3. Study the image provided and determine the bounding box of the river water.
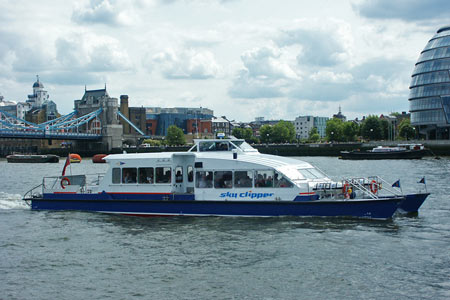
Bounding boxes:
[1,157,449,300]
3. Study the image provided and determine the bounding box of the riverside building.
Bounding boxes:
[409,25,450,139]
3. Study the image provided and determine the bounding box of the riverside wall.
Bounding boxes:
[2,140,450,158]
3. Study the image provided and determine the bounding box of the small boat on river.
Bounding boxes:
[23,139,429,219]
[7,154,59,163]
[340,144,429,160]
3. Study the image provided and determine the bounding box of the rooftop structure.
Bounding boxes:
[333,106,346,121]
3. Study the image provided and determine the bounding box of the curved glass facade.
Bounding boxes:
[409,26,450,139]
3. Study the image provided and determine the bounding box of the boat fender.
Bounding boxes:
[370,180,378,194]
[61,177,71,189]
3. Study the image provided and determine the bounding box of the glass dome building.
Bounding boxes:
[409,25,450,139]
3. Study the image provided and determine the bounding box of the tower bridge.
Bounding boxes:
[0,108,103,140]
[0,86,148,152]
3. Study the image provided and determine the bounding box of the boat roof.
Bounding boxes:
[104,148,314,170]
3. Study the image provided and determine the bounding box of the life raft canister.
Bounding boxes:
[61,177,71,189]
[370,180,378,194]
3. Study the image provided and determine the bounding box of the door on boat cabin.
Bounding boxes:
[172,154,195,194]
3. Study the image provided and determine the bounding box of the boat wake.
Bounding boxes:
[0,192,29,210]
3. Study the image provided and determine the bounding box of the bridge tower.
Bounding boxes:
[74,87,123,151]
[120,95,130,133]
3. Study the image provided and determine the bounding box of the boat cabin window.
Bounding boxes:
[112,168,121,184]
[155,167,171,184]
[274,172,293,188]
[199,141,231,152]
[139,167,154,184]
[122,168,137,184]
[196,171,213,188]
[234,171,253,188]
[175,166,183,183]
[214,171,233,188]
[254,170,274,188]
[187,166,194,182]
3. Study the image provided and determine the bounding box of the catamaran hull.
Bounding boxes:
[26,194,402,219]
[398,193,430,213]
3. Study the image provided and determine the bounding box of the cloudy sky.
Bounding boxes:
[0,0,449,122]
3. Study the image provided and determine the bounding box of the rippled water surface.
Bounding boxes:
[1,157,449,300]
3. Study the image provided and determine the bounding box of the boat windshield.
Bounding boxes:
[230,140,257,152]
[198,141,233,152]
[191,140,257,152]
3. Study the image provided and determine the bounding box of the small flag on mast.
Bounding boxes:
[418,177,426,184]
[392,180,401,188]
[62,155,70,176]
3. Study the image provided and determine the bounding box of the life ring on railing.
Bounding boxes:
[342,182,350,194]
[61,177,71,189]
[370,180,378,194]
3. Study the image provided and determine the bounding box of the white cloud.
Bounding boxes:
[309,71,353,83]
[72,0,150,26]
[228,45,299,98]
[152,48,221,79]
[353,0,450,22]
[276,20,354,67]
[55,32,133,72]
[241,46,299,80]
[0,0,441,121]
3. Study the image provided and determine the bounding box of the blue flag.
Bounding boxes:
[418,177,426,184]
[392,180,401,188]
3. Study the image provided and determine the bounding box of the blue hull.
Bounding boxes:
[398,193,430,213]
[26,193,402,220]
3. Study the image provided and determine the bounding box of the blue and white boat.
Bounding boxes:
[23,139,428,219]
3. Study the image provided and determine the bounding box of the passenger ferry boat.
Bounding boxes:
[23,139,429,219]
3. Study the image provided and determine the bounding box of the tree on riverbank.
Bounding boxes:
[361,115,382,140]
[166,125,186,145]
[326,118,359,142]
[309,127,320,142]
[231,127,258,143]
[399,119,415,140]
[258,121,295,143]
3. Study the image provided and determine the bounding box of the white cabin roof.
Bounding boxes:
[104,150,313,170]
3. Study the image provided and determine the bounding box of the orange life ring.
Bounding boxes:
[342,182,349,194]
[370,180,378,194]
[61,177,71,189]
